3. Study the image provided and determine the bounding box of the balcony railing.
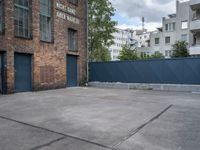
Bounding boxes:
[190,19,200,31]
[190,0,200,9]
[190,45,200,55]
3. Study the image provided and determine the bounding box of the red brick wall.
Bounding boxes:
[0,0,87,93]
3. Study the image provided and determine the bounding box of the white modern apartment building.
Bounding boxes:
[139,0,200,58]
[110,0,200,61]
[109,28,150,61]
[109,28,131,61]
[190,0,200,55]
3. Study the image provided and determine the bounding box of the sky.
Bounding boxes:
[110,0,189,31]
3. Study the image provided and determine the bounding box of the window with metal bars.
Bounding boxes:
[40,0,52,42]
[14,0,31,38]
[68,29,78,51]
[68,0,78,5]
[0,0,4,33]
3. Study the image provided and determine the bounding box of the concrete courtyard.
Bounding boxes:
[0,87,200,150]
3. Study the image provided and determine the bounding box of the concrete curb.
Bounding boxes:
[88,82,200,93]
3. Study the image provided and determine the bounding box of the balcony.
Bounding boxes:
[190,45,200,55]
[190,19,200,31]
[190,0,200,10]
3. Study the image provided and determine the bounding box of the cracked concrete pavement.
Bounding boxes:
[0,87,200,150]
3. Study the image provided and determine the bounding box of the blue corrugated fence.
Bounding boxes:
[89,58,200,85]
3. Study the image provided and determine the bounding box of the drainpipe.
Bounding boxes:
[85,0,89,86]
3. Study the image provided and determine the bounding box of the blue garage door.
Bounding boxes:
[0,54,3,93]
[14,53,32,92]
[67,55,78,87]
[0,53,6,94]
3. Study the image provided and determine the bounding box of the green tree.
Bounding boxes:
[88,0,117,61]
[118,44,139,61]
[90,46,111,62]
[172,41,189,58]
[150,52,164,59]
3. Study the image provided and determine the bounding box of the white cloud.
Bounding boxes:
[116,22,162,32]
[111,0,178,31]
[111,0,176,22]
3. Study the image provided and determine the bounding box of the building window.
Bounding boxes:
[165,50,168,57]
[165,24,168,31]
[193,35,197,46]
[113,49,119,53]
[165,23,175,31]
[165,50,172,57]
[181,21,188,29]
[172,22,175,30]
[68,29,78,51]
[68,0,78,5]
[141,52,147,58]
[0,0,4,33]
[155,38,159,45]
[113,56,118,60]
[181,34,187,42]
[165,37,170,44]
[14,0,31,38]
[193,10,200,20]
[169,50,172,57]
[147,40,150,47]
[40,0,52,42]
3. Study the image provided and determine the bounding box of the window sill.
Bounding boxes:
[68,51,79,56]
[40,39,54,44]
[15,35,32,40]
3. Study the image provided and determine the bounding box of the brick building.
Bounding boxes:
[0,0,87,94]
